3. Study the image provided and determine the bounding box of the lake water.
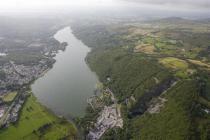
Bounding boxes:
[32,27,98,118]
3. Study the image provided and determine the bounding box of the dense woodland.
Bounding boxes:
[72,18,210,140]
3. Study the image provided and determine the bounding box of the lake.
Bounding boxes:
[32,27,98,118]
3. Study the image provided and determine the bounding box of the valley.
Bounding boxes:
[0,15,210,140]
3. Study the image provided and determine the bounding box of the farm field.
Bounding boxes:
[0,94,77,140]
[0,92,17,102]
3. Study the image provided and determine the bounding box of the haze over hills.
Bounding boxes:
[0,0,210,140]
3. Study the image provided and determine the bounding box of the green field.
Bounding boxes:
[0,94,77,140]
[1,92,17,102]
[159,57,188,70]
[159,57,190,78]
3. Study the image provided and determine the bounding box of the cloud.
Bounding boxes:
[120,0,210,9]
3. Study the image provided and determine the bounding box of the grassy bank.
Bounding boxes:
[0,93,77,140]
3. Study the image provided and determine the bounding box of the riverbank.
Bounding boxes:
[0,26,81,139]
[0,92,78,140]
[32,26,98,117]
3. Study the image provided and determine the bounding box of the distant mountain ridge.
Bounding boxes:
[198,18,210,23]
[147,17,196,24]
[143,17,210,27]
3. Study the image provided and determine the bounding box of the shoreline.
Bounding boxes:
[0,91,78,140]
[29,26,98,138]
[30,46,76,120]
[32,26,99,118]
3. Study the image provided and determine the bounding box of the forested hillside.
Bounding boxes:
[72,18,210,140]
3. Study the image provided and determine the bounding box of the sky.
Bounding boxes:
[122,0,210,9]
[0,0,209,13]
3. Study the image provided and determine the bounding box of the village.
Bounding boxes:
[0,58,52,128]
[0,90,28,128]
[87,88,123,140]
[0,60,50,89]
[0,22,68,130]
